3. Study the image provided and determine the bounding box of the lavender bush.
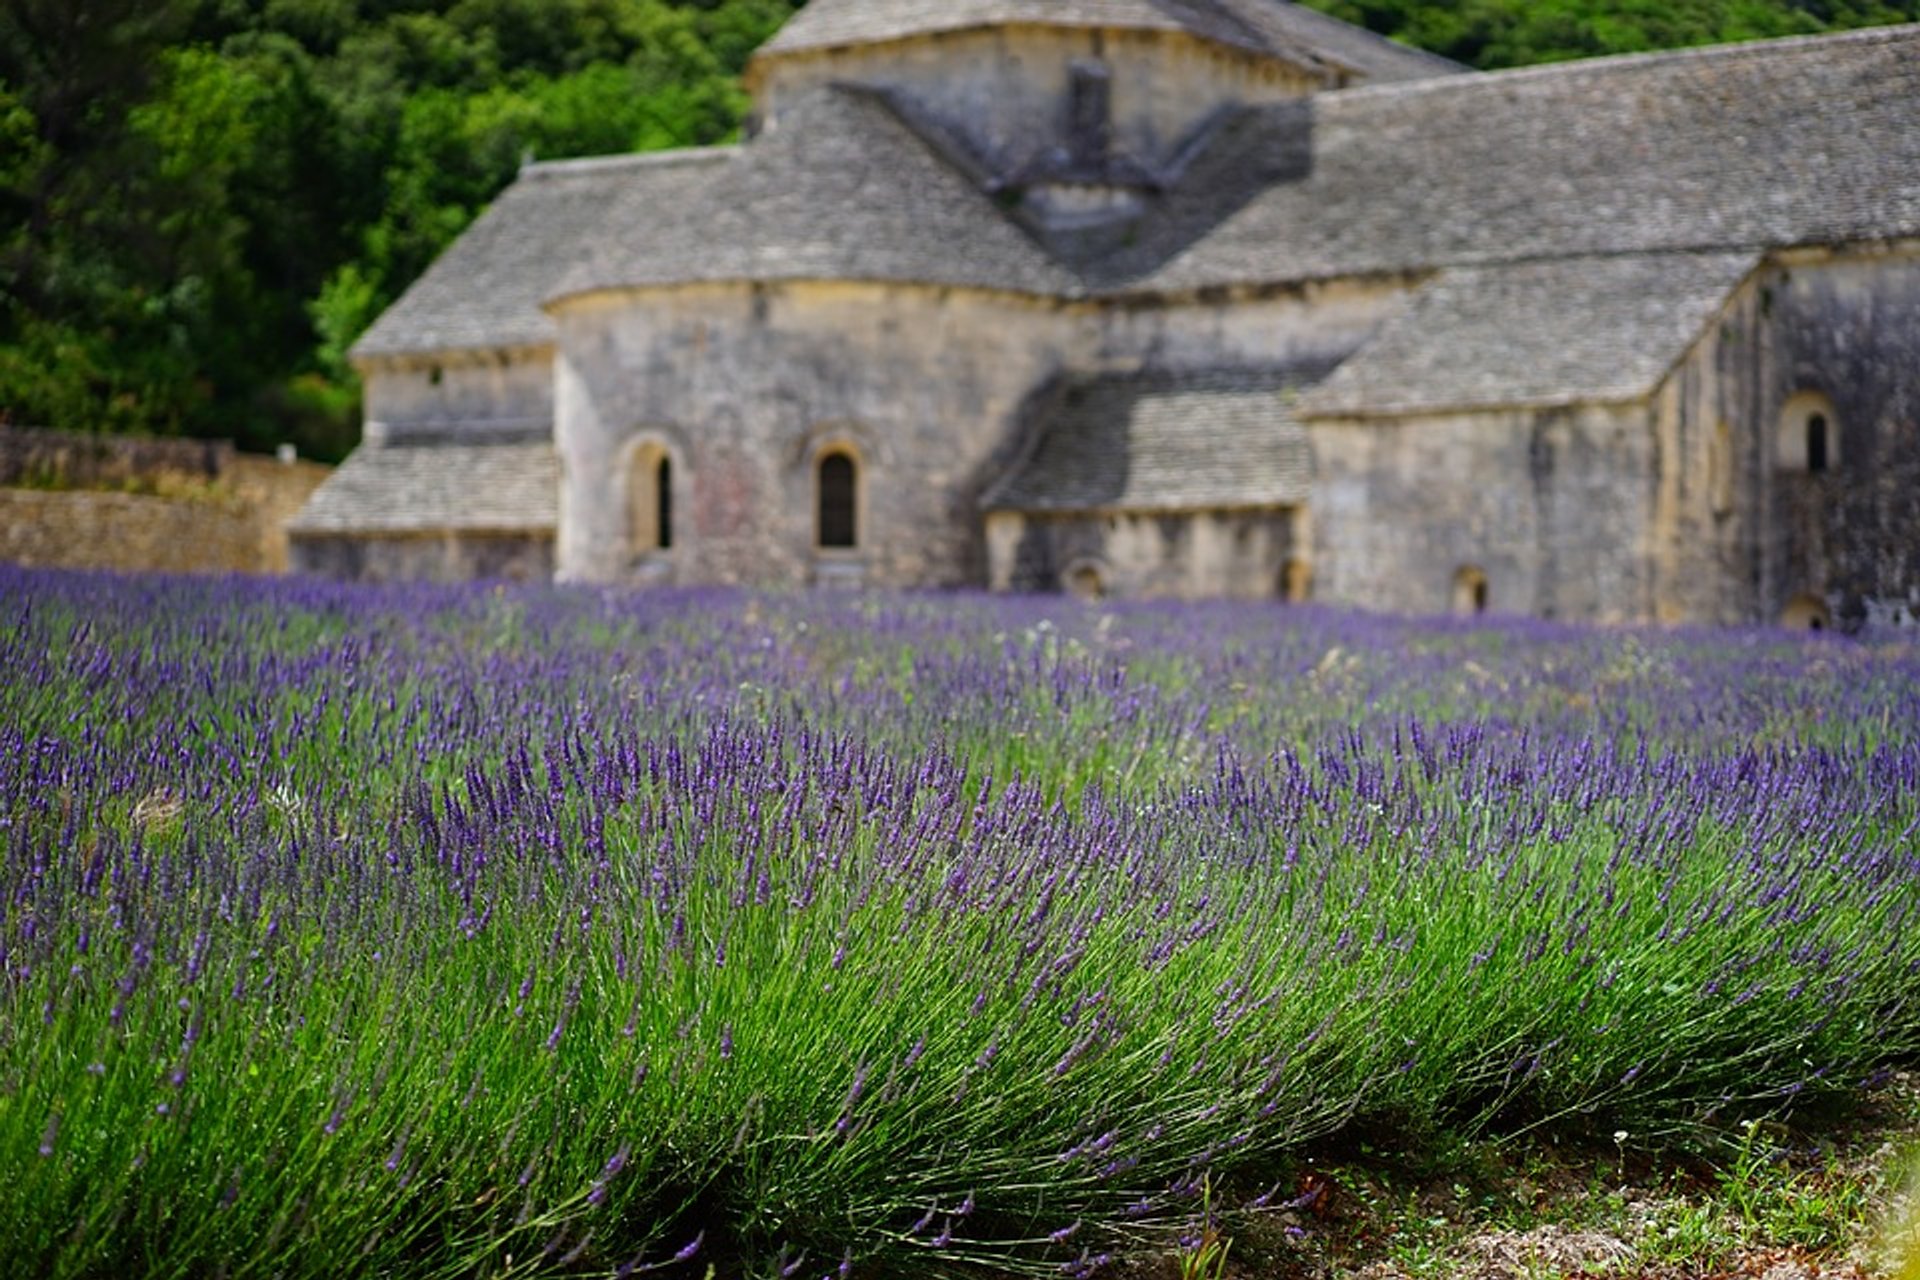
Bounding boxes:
[2,567,1916,1278]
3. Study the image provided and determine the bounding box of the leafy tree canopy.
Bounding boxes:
[1,0,1914,459]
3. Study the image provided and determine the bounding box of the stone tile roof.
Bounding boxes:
[1145,24,1920,293]
[1296,251,1758,418]
[759,0,1273,59]
[987,367,1327,513]
[1212,1,1466,81]
[352,149,731,360]
[287,444,557,534]
[557,86,1080,301]
[758,0,1462,81]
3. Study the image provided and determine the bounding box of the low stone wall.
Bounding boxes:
[0,428,331,575]
[290,531,555,584]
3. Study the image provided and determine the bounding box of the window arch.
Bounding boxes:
[816,449,859,550]
[1064,559,1107,602]
[1776,392,1840,475]
[1781,594,1833,632]
[1452,566,1489,618]
[626,442,676,558]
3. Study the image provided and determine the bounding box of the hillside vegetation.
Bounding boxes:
[1,0,1915,460]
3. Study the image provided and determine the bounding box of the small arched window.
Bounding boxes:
[1065,560,1107,602]
[817,450,858,550]
[628,444,674,557]
[1777,392,1840,475]
[1781,594,1832,632]
[1452,566,1489,618]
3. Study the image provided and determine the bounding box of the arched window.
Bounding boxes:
[817,450,858,550]
[628,444,674,557]
[1782,594,1832,632]
[1064,560,1107,602]
[1452,566,1489,618]
[1776,392,1840,474]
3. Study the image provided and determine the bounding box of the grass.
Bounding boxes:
[1,569,1917,1278]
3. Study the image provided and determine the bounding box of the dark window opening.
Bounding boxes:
[818,452,857,549]
[1807,414,1830,474]
[1454,567,1490,617]
[656,456,673,550]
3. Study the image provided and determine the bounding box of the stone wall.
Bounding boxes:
[555,281,1083,589]
[986,508,1303,600]
[358,346,554,445]
[290,532,554,584]
[1306,403,1658,623]
[0,429,331,575]
[552,277,1409,593]
[1646,247,1920,629]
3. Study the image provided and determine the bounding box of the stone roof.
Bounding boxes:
[554,25,1920,306]
[1145,24,1920,293]
[352,149,730,360]
[1210,1,1466,81]
[556,86,1080,301]
[758,0,1462,81]
[987,368,1325,513]
[287,444,557,534]
[760,0,1272,60]
[1296,251,1759,418]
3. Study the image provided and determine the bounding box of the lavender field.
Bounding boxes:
[3,567,1919,1279]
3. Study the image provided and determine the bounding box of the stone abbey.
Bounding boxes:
[290,0,1920,629]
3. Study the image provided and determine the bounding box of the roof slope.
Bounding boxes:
[1297,251,1758,419]
[1147,24,1920,293]
[1213,0,1466,81]
[758,0,1272,59]
[288,444,557,534]
[353,150,729,360]
[558,86,1079,300]
[988,368,1327,513]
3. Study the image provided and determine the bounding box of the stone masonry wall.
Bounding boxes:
[0,429,331,575]
[1646,247,1920,629]
[1307,403,1657,622]
[986,508,1302,599]
[555,282,1082,589]
[553,278,1407,592]
[358,347,554,445]
[290,532,554,584]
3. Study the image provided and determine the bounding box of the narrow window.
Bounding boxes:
[818,451,857,550]
[628,445,674,558]
[656,455,673,550]
[1806,414,1830,475]
[1453,566,1489,617]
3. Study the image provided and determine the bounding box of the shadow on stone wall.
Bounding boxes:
[0,428,332,575]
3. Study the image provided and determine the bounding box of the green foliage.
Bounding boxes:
[2,0,1917,455]
[0,0,796,459]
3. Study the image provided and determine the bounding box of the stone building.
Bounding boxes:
[289,0,1920,629]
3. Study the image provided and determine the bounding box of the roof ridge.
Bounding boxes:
[1322,21,1920,106]
[521,146,737,179]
